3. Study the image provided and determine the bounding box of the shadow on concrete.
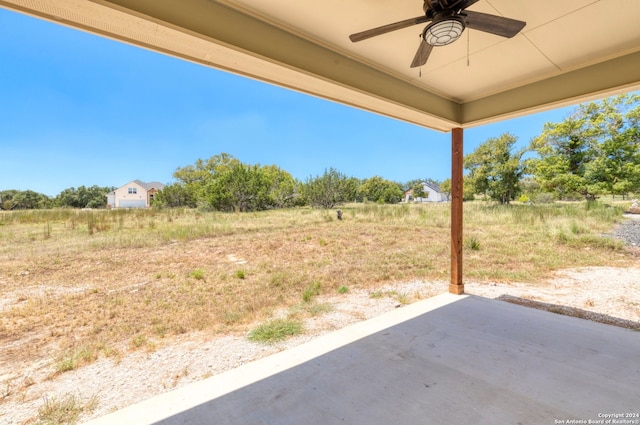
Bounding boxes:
[497,294,640,330]
[151,295,640,425]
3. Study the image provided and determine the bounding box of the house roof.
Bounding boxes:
[423,181,443,193]
[107,180,165,195]
[404,181,444,196]
[0,0,638,133]
[132,180,165,191]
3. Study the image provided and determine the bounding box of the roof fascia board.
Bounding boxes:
[461,50,640,127]
[88,0,460,125]
[3,0,640,133]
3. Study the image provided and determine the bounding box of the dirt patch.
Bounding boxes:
[467,266,640,325]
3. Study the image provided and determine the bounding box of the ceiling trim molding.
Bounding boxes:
[2,0,638,133]
[88,0,461,124]
[461,50,640,127]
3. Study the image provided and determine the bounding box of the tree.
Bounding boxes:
[343,177,361,203]
[439,179,451,200]
[359,176,403,204]
[462,177,477,201]
[173,153,241,204]
[529,94,640,200]
[403,178,440,193]
[10,190,51,209]
[168,154,298,211]
[0,190,19,210]
[302,168,355,209]
[464,133,525,204]
[154,183,196,208]
[440,177,474,201]
[261,165,298,208]
[403,179,420,193]
[172,152,238,185]
[584,128,640,198]
[529,108,601,200]
[411,182,427,200]
[207,162,271,212]
[55,185,114,208]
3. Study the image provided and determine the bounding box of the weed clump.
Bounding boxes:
[464,236,481,251]
[189,269,205,280]
[36,393,98,425]
[302,281,322,302]
[54,347,98,374]
[248,318,303,343]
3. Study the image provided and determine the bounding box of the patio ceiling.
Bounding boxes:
[1,0,639,132]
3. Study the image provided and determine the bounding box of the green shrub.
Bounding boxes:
[464,236,481,251]
[248,318,303,343]
[302,281,322,302]
[189,269,205,280]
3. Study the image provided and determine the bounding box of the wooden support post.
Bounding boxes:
[450,128,464,295]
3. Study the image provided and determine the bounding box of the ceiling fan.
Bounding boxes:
[349,0,526,68]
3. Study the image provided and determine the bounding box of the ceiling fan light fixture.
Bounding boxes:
[423,16,465,46]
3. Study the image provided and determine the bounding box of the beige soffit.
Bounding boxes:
[1,0,639,132]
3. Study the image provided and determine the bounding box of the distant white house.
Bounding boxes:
[404,181,448,203]
[107,180,165,208]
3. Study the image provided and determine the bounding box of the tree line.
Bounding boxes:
[0,155,430,211]
[2,94,637,210]
[152,152,424,211]
[0,185,115,210]
[464,94,640,204]
[0,167,433,211]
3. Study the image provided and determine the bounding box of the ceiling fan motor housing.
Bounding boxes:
[422,14,466,46]
[349,0,525,67]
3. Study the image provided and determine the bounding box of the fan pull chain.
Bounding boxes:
[467,29,470,66]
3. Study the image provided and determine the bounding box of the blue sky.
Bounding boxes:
[0,8,576,197]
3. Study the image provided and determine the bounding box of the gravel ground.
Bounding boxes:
[609,213,640,246]
[1,216,639,424]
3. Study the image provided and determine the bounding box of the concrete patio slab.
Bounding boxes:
[85,293,640,425]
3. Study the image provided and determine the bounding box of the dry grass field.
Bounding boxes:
[0,201,637,422]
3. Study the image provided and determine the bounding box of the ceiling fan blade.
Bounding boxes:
[464,10,526,38]
[350,15,431,42]
[410,40,434,68]
[448,0,481,11]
